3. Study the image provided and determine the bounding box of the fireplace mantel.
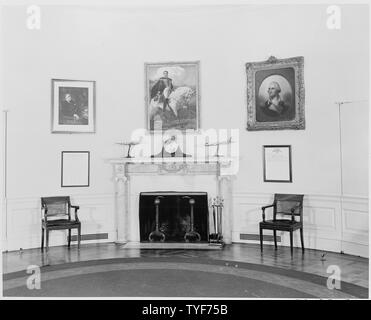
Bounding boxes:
[110,156,235,177]
[108,157,235,244]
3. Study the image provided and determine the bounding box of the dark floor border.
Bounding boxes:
[3,256,368,298]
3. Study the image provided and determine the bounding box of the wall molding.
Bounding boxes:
[3,193,116,251]
[231,191,368,257]
[3,192,369,257]
[233,191,368,201]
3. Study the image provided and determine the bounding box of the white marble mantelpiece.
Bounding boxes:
[109,157,236,244]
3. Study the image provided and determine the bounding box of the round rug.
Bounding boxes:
[3,257,368,298]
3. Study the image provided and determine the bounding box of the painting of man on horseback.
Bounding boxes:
[146,62,199,131]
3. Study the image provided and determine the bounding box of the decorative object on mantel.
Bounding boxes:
[205,137,234,158]
[246,56,305,131]
[183,196,201,242]
[51,79,96,133]
[115,139,142,158]
[151,135,191,158]
[209,196,224,245]
[148,196,166,242]
[163,135,180,154]
[145,61,200,132]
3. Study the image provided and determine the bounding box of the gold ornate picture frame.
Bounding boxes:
[246,56,305,131]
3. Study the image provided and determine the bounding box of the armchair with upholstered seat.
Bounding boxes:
[41,196,81,251]
[259,194,304,255]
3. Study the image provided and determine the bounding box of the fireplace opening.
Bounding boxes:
[139,192,209,242]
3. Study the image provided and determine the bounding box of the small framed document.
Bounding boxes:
[263,145,292,183]
[61,151,90,187]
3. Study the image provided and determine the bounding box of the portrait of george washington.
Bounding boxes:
[255,67,296,123]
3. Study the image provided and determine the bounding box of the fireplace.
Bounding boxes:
[139,192,209,242]
[109,158,234,244]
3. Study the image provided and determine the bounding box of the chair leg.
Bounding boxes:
[41,227,44,251]
[289,231,293,255]
[259,227,263,252]
[46,229,49,252]
[300,228,305,252]
[77,225,81,250]
[68,229,71,248]
[273,230,277,250]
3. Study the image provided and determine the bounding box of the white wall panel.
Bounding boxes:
[4,194,116,251]
[233,193,368,257]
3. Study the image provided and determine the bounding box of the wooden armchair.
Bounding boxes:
[41,196,81,251]
[259,194,304,254]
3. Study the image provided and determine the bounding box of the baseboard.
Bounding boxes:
[240,233,281,242]
[69,233,109,242]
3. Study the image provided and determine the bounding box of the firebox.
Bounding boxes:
[139,192,209,242]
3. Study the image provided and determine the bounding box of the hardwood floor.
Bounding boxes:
[2,242,369,288]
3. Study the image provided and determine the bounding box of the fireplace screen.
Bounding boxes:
[139,192,209,242]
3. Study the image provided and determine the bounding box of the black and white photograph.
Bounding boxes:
[52,79,95,133]
[0,0,369,306]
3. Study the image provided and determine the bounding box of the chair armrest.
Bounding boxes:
[261,204,275,222]
[71,205,80,221]
[262,204,275,210]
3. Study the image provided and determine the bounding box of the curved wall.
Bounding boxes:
[1,4,368,256]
